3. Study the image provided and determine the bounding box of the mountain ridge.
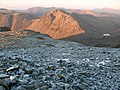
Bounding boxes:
[93,8,120,15]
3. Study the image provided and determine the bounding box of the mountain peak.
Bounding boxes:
[28,9,85,39]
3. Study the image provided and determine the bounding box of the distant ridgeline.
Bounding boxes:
[0,27,11,32]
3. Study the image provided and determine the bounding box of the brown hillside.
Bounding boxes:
[0,12,38,30]
[0,13,13,28]
[11,13,37,30]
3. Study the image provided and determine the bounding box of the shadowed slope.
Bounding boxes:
[63,13,120,47]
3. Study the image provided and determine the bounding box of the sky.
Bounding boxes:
[0,0,120,10]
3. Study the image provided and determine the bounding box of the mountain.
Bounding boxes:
[0,8,120,47]
[67,9,111,17]
[26,7,56,16]
[93,8,120,15]
[0,12,38,30]
[27,9,85,39]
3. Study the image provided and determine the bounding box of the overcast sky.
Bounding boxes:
[0,0,120,10]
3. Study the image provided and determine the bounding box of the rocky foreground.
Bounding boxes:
[0,30,120,90]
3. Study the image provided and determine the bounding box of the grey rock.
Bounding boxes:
[34,63,41,67]
[0,79,9,90]
[18,79,28,85]
[42,76,46,81]
[47,65,56,70]
[40,85,49,90]
[72,84,83,90]
[18,69,25,74]
[6,65,19,72]
[0,53,4,57]
[10,75,19,83]
[11,86,26,90]
[19,62,28,70]
[23,74,29,79]
[57,74,66,82]
[38,67,44,74]
[35,88,40,90]
[50,82,56,89]
[65,83,70,90]
[25,66,34,74]
[0,86,5,90]
[28,80,35,84]
[0,74,9,79]
[3,78,11,86]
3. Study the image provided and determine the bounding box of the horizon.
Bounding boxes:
[1,6,120,11]
[0,0,120,10]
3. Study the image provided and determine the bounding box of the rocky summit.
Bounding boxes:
[0,30,120,90]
